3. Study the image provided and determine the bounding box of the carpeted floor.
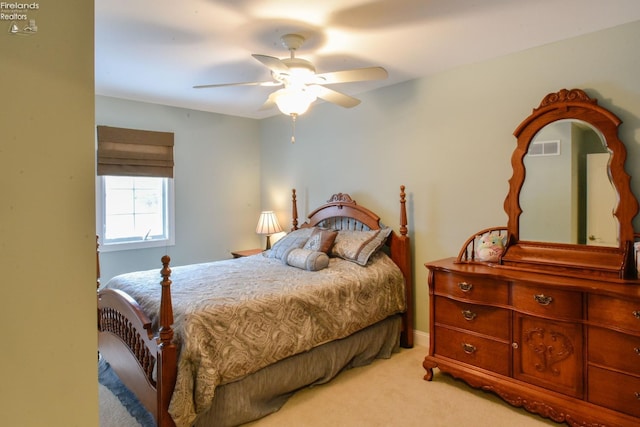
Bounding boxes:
[100,345,561,426]
[99,356,155,427]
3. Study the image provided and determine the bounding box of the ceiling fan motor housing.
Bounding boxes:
[281,33,305,51]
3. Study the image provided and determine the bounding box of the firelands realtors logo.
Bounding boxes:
[1,2,39,35]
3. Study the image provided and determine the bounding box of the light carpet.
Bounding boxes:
[100,345,560,426]
[99,356,155,427]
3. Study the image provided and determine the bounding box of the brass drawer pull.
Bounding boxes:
[534,294,553,306]
[635,392,640,400]
[462,342,477,354]
[634,347,640,356]
[633,310,640,320]
[461,310,477,321]
[458,282,473,292]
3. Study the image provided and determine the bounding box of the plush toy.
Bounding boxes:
[475,233,505,262]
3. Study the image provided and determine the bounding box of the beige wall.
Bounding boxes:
[260,20,640,334]
[0,1,97,426]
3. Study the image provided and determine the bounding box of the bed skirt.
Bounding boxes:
[193,315,402,427]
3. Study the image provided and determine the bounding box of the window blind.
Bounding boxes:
[96,125,174,178]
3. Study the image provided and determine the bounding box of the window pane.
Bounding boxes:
[102,176,169,244]
[134,189,160,214]
[105,188,134,215]
[105,214,135,240]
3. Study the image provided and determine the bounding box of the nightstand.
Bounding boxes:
[231,248,263,258]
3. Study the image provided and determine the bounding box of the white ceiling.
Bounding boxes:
[95,0,640,119]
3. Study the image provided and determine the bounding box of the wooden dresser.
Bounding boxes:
[423,89,640,426]
[424,258,640,426]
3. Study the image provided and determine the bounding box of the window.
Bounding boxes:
[96,125,175,252]
[97,175,174,251]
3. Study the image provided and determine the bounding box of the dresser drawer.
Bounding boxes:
[433,272,508,304]
[588,294,640,332]
[434,325,510,376]
[512,283,582,320]
[434,296,510,340]
[588,366,640,418]
[588,327,640,376]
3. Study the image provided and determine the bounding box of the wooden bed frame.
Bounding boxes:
[97,186,413,427]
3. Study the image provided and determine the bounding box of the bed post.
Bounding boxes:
[399,185,408,237]
[396,185,414,348]
[292,188,299,231]
[157,255,178,427]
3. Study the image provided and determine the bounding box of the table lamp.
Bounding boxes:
[255,211,283,250]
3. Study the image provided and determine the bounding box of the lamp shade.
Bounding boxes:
[255,211,283,235]
[273,87,317,116]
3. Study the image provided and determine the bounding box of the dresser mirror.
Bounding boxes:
[519,119,616,246]
[502,89,639,278]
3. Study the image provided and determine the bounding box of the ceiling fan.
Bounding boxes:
[193,33,389,117]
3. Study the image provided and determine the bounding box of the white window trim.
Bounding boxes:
[96,176,175,253]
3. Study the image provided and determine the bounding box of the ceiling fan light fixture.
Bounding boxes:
[273,87,316,116]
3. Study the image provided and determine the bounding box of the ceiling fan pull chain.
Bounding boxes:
[290,113,297,143]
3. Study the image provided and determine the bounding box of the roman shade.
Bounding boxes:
[97,125,174,178]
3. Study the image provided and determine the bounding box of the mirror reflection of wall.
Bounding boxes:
[519,120,616,246]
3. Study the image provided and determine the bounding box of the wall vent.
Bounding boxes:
[528,140,560,156]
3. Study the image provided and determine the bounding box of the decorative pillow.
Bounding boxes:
[265,228,314,260]
[303,228,338,254]
[331,228,392,266]
[284,248,330,271]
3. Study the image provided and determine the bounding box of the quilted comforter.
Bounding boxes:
[103,251,406,427]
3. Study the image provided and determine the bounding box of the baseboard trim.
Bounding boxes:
[413,329,429,348]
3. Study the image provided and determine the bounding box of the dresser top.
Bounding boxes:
[426,257,640,299]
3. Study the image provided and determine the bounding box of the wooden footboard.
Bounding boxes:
[98,256,177,427]
[98,289,158,414]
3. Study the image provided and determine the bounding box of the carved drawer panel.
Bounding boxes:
[513,313,583,398]
[588,294,640,332]
[588,366,640,418]
[434,325,510,376]
[434,296,510,340]
[512,282,582,320]
[588,326,640,376]
[433,272,508,304]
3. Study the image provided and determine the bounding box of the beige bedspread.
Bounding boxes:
[103,251,406,427]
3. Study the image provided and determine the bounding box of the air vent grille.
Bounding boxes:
[528,140,560,156]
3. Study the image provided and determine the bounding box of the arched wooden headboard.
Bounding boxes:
[291,186,413,348]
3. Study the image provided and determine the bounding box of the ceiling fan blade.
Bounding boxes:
[252,54,290,74]
[315,67,388,85]
[310,85,361,108]
[193,81,281,89]
[259,92,278,111]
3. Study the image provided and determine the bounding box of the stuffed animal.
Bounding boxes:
[475,233,505,262]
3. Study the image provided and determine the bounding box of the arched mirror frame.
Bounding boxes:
[502,88,639,279]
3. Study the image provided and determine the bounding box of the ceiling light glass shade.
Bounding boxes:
[273,87,317,116]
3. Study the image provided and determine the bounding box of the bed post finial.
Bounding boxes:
[399,185,407,236]
[292,189,299,231]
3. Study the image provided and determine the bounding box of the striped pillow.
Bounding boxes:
[331,228,392,266]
